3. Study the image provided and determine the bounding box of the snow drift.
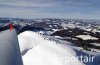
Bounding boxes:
[18,31,85,65]
[0,29,23,65]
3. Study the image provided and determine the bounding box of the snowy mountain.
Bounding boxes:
[18,30,100,65]
[18,31,83,65]
[0,18,100,65]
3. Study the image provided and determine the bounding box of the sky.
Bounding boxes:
[0,0,100,19]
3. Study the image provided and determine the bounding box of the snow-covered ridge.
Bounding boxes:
[18,31,84,65]
[18,31,45,55]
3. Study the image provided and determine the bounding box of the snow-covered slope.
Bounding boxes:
[0,29,23,65]
[18,31,42,55]
[76,35,98,40]
[18,31,84,65]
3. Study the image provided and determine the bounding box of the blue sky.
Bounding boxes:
[0,0,100,19]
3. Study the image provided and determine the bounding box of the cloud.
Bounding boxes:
[0,7,99,20]
[0,0,99,8]
[0,0,100,19]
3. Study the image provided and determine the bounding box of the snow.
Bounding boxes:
[90,43,100,46]
[95,30,100,33]
[18,31,39,55]
[76,35,98,40]
[0,29,99,65]
[93,29,100,33]
[52,29,60,32]
[61,23,83,29]
[0,29,23,65]
[18,31,84,65]
[38,31,45,35]
[85,28,92,31]
[54,36,63,39]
